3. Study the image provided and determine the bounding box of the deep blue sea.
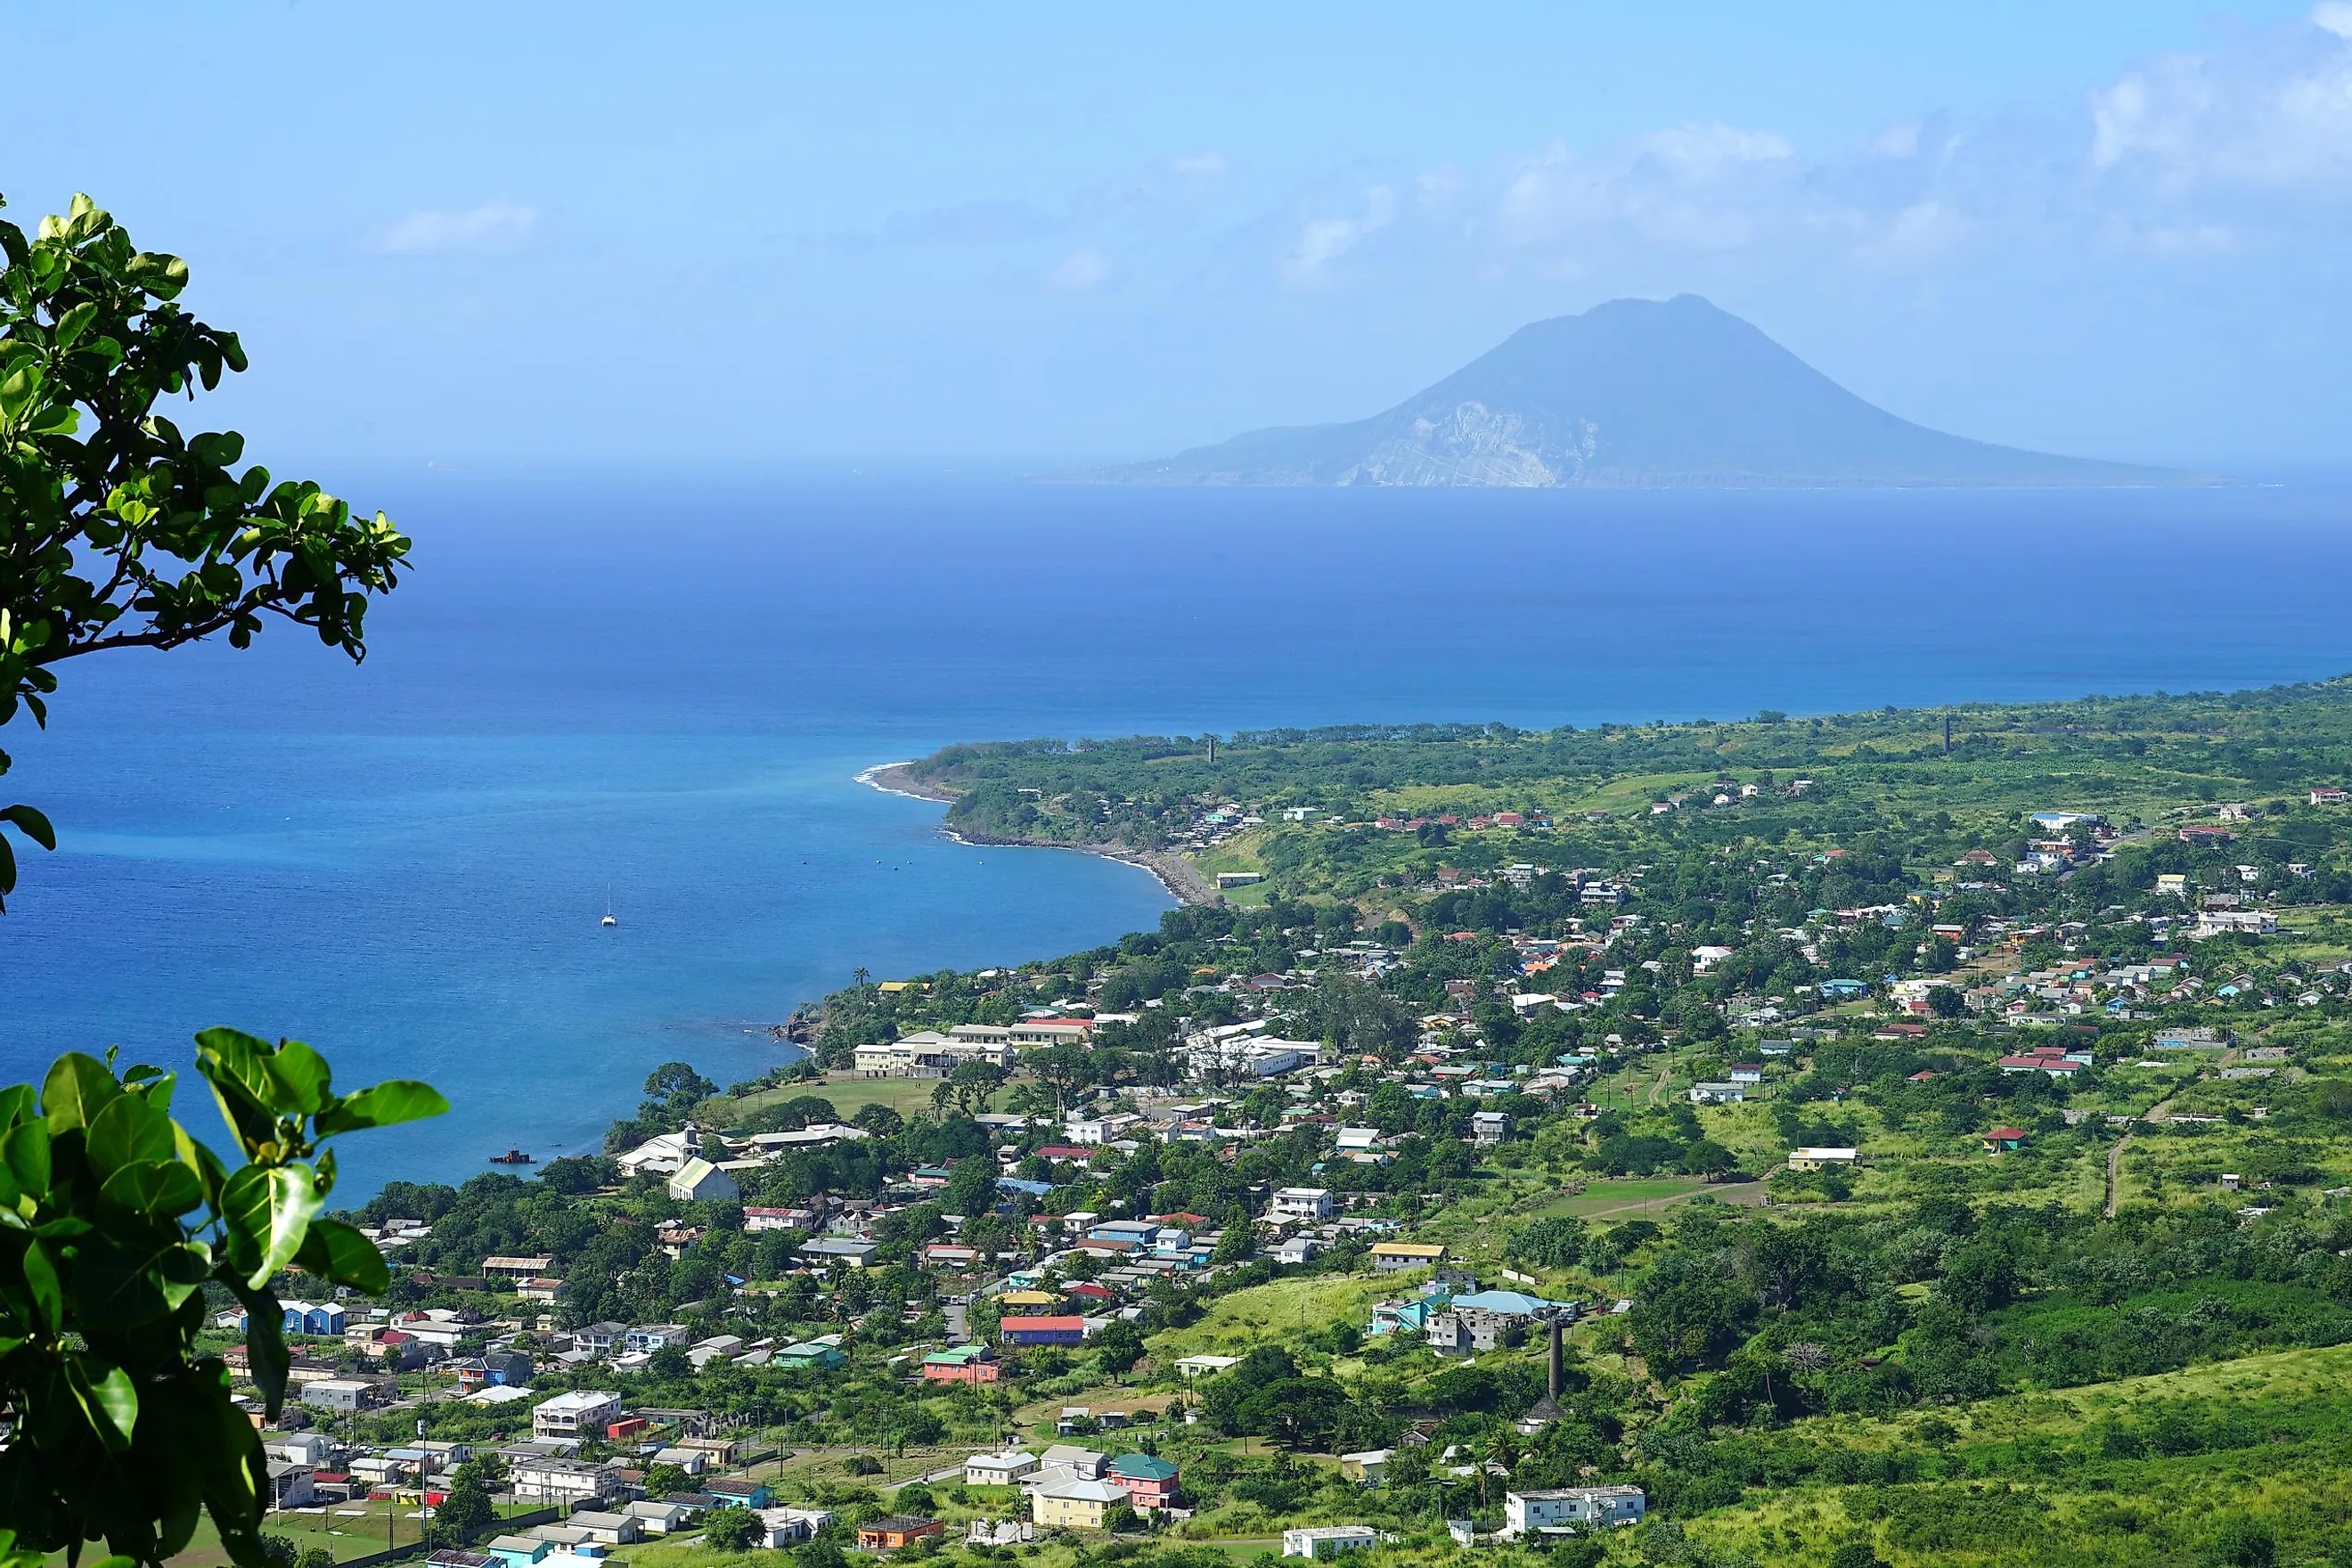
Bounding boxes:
[6,473,2351,1196]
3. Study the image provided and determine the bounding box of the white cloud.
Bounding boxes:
[2088,13,2352,191]
[1046,248,1114,293]
[1284,185,1395,278]
[1171,152,1227,179]
[369,200,536,256]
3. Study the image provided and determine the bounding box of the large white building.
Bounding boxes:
[1283,1527,1378,1558]
[533,1389,624,1441]
[1268,1187,1333,1222]
[1503,1486,1645,1535]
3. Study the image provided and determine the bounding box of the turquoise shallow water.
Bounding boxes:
[4,472,2350,1195]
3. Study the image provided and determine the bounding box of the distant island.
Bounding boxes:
[1084,294,2198,488]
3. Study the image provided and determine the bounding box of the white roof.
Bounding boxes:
[1034,1478,1127,1503]
[1789,1147,1858,1160]
[535,1389,622,1413]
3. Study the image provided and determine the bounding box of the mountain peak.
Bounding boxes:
[1086,297,2191,488]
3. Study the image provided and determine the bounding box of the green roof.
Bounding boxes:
[1110,1454,1178,1481]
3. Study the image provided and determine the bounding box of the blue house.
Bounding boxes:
[282,1301,346,1336]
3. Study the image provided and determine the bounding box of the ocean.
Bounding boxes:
[5,472,2350,1196]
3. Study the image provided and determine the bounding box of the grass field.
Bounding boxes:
[716,1071,1009,1126]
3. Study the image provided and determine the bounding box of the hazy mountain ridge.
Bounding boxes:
[1087,295,2193,488]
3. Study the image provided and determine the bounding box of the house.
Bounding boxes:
[298,1378,382,1413]
[1688,1082,1744,1104]
[1470,1111,1511,1146]
[1269,1187,1334,1222]
[1427,1290,1562,1354]
[623,1500,696,1534]
[1369,1243,1447,1272]
[1283,1527,1379,1558]
[858,1516,946,1551]
[428,1551,502,1568]
[509,1457,611,1508]
[533,1390,625,1441]
[1997,1048,2085,1077]
[705,1477,774,1509]
[568,1513,642,1547]
[1337,1450,1392,1483]
[667,1157,740,1205]
[1033,1444,1109,1481]
[922,1344,1001,1384]
[571,1322,625,1357]
[482,1254,557,1282]
[1981,1127,2029,1153]
[282,1301,347,1336]
[1786,1148,1859,1173]
[266,1461,318,1509]
[625,1325,684,1355]
[755,1508,837,1548]
[800,1237,880,1268]
[1274,1236,1320,1265]
[771,1335,846,1372]
[1108,1453,1180,1509]
[1503,1485,1646,1535]
[1031,1477,1131,1530]
[481,1541,553,1568]
[1000,1315,1088,1346]
[967,1450,1041,1487]
[1727,1065,1764,1085]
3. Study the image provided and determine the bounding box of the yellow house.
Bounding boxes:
[1032,1478,1128,1529]
[1369,1243,1446,1272]
[1000,1290,1060,1311]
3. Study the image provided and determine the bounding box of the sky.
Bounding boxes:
[9,1,2352,468]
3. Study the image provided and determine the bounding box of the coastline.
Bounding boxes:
[856,761,1219,908]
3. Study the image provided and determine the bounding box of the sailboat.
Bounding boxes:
[600,889,617,927]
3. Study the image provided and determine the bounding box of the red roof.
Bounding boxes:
[1984,1127,2028,1141]
[1066,1282,1116,1299]
[1034,1146,1096,1161]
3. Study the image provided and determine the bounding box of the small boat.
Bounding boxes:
[489,1148,534,1165]
[600,888,617,927]
[600,914,617,927]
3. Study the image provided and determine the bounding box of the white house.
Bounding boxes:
[668,1157,741,1204]
[1283,1527,1378,1558]
[1786,1147,1859,1172]
[510,1456,613,1508]
[1268,1187,1333,1222]
[1504,1486,1646,1535]
[1689,1082,1744,1104]
[532,1390,624,1441]
[968,1450,1041,1486]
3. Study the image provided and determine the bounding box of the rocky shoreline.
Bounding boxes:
[855,761,1219,907]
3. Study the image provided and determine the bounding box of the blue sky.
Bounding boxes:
[9,2,2351,466]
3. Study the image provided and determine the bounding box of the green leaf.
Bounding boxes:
[20,1237,62,1330]
[41,1050,121,1132]
[52,300,98,349]
[74,1226,210,1330]
[3,1120,52,1199]
[216,1164,270,1279]
[68,1357,139,1450]
[263,1038,332,1116]
[314,1080,449,1136]
[223,1164,329,1289]
[227,1282,290,1413]
[1,804,55,851]
[85,1090,176,1178]
[98,1158,204,1216]
[293,1215,388,1294]
[192,1029,283,1157]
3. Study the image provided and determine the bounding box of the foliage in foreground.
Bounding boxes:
[0,1033,444,1568]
